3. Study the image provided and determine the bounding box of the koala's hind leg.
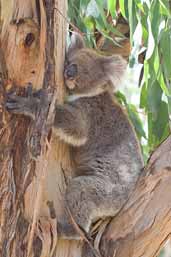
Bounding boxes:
[58,175,120,240]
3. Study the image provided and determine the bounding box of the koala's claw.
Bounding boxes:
[5,94,39,120]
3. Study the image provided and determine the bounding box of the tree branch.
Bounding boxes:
[99,136,171,257]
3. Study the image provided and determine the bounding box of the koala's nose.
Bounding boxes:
[64,64,78,79]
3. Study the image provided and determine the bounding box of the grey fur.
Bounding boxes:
[54,34,143,239]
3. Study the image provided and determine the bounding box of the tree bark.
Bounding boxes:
[0,1,171,257]
[0,1,80,257]
[100,136,171,257]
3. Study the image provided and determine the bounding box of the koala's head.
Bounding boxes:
[64,33,127,97]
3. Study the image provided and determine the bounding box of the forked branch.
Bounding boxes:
[99,136,171,257]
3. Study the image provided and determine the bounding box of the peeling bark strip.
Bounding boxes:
[0,1,43,256]
[43,0,55,88]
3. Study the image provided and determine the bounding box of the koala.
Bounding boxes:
[6,33,144,240]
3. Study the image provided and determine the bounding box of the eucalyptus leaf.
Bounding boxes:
[159,29,171,79]
[119,0,127,19]
[108,0,116,18]
[127,104,146,139]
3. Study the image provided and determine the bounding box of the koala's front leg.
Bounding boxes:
[53,103,89,146]
[5,94,40,119]
[5,89,47,119]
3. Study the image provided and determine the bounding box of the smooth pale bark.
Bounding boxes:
[0,1,171,257]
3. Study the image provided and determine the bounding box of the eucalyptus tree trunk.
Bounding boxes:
[0,1,81,257]
[0,1,171,257]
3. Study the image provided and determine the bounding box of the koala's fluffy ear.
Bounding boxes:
[68,32,85,55]
[102,55,127,89]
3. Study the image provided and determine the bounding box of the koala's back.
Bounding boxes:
[71,92,143,188]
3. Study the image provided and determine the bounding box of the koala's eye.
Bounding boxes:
[64,64,78,80]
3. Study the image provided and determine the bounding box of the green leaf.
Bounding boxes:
[115,91,127,105]
[153,47,160,75]
[159,29,171,79]
[153,101,169,140]
[147,80,162,117]
[95,0,108,26]
[106,23,125,38]
[144,60,149,84]
[119,0,127,19]
[157,71,170,96]
[115,92,146,140]
[146,18,155,60]
[150,1,162,42]
[167,96,171,117]
[83,16,95,31]
[134,0,144,12]
[128,0,134,43]
[108,0,116,18]
[95,15,106,32]
[148,101,169,150]
[139,9,148,45]
[127,104,146,139]
[159,0,170,16]
[80,0,90,9]
[140,82,147,109]
[95,19,122,46]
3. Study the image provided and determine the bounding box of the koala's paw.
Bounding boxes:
[57,221,82,240]
[5,93,40,120]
